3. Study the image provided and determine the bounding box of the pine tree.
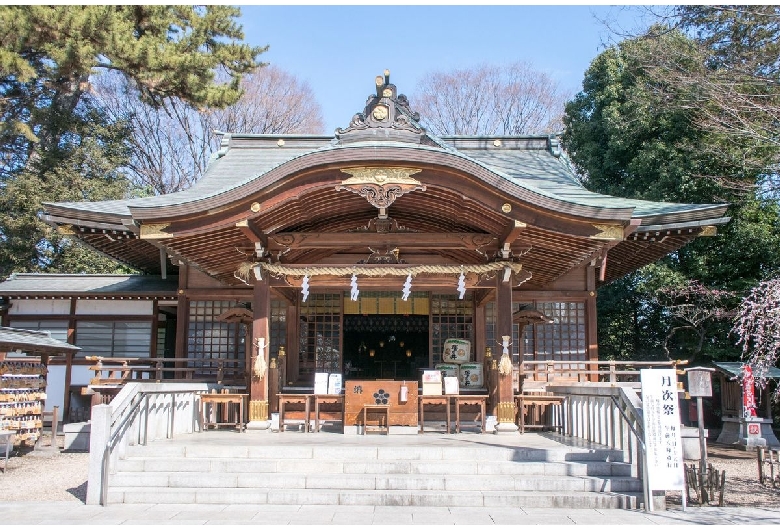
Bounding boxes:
[0,6,265,277]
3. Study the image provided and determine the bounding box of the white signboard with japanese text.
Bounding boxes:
[641,369,685,491]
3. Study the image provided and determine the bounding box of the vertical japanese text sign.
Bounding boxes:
[640,368,685,491]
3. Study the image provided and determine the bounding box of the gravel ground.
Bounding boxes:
[1,434,779,507]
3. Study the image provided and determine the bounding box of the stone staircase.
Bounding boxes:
[105,433,643,509]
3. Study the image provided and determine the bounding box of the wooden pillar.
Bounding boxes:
[285,304,298,386]
[63,351,74,425]
[586,265,599,382]
[149,299,159,359]
[484,346,498,416]
[174,264,189,360]
[248,278,270,429]
[268,356,279,414]
[474,304,486,364]
[63,298,77,424]
[495,272,518,433]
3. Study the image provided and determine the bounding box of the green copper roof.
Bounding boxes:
[43,132,728,227]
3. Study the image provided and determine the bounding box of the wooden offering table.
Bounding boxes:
[199,393,247,433]
[515,394,564,434]
[278,394,312,433]
[419,395,452,434]
[344,380,418,433]
[313,394,344,433]
[452,394,487,434]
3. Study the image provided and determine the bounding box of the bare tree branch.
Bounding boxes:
[412,62,572,136]
[92,66,324,195]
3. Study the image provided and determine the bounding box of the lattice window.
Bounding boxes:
[187,301,246,361]
[522,301,586,377]
[487,300,586,372]
[299,293,341,378]
[431,294,474,364]
[75,321,152,357]
[483,302,523,362]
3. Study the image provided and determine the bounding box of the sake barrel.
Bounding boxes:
[442,338,472,364]
[458,363,483,388]
[434,363,459,379]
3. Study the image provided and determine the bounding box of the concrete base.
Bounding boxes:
[494,422,519,435]
[485,415,497,434]
[344,425,419,435]
[63,421,91,452]
[681,426,708,460]
[245,420,270,431]
[716,417,780,449]
[651,490,667,511]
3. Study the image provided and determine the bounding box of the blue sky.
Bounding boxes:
[238,4,652,134]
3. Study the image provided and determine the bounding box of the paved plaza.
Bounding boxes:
[2,500,780,525]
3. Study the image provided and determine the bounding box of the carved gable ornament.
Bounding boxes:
[335,70,427,144]
[337,167,425,211]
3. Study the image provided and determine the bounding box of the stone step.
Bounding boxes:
[110,470,641,492]
[114,456,633,477]
[107,486,640,509]
[123,443,626,463]
[109,435,639,509]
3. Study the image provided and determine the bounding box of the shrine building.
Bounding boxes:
[0,72,730,431]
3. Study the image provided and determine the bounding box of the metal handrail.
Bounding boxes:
[99,388,203,506]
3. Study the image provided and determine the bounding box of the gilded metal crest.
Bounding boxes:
[337,167,426,209]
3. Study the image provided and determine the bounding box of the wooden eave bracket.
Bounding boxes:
[500,220,527,259]
[121,218,140,234]
[593,220,640,282]
[236,219,268,257]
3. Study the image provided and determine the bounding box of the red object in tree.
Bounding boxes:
[742,365,757,418]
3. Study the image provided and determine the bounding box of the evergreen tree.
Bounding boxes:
[563,26,780,363]
[0,5,265,277]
